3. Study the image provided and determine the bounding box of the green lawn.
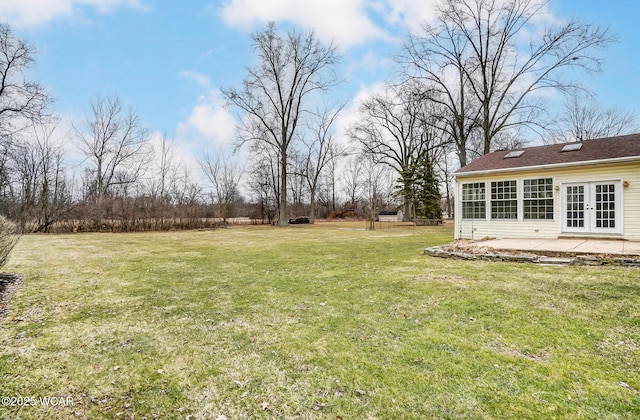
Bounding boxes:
[0,222,638,419]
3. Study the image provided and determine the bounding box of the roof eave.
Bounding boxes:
[455,155,640,179]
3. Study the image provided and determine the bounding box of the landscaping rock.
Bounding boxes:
[424,242,640,267]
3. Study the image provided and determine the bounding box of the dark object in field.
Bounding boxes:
[288,217,310,224]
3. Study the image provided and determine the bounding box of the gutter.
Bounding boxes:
[455,155,640,178]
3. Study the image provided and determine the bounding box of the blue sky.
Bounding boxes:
[2,0,639,161]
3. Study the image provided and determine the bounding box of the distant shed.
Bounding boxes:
[377,210,404,222]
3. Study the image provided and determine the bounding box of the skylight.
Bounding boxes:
[504,150,525,158]
[561,143,583,152]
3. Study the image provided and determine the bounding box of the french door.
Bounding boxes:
[563,181,621,234]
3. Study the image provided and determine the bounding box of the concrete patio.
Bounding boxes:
[477,237,640,256]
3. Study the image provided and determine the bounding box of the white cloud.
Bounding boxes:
[176,89,236,150]
[179,71,212,89]
[221,0,389,49]
[219,0,454,49]
[334,81,387,150]
[146,130,200,178]
[345,50,394,80]
[376,0,439,34]
[0,0,142,27]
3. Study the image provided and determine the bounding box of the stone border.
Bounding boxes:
[424,244,640,267]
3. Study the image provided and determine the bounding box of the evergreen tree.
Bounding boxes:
[411,154,442,220]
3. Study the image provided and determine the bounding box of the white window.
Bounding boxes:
[491,180,517,219]
[462,182,486,219]
[524,178,554,220]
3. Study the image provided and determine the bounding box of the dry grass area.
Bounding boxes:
[0,273,24,322]
[0,222,638,419]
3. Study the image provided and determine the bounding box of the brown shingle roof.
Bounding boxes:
[456,133,640,176]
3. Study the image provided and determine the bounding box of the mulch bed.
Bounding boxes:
[0,273,24,325]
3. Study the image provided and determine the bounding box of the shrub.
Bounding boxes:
[0,216,19,269]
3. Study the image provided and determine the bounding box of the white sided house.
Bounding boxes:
[454,134,640,241]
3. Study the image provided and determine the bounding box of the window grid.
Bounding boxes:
[462,182,485,219]
[523,178,554,220]
[595,184,616,228]
[566,185,585,228]
[491,180,517,219]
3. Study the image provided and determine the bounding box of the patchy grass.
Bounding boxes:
[0,222,638,419]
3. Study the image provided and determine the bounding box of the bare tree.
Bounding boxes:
[361,154,395,230]
[1,119,70,232]
[0,23,50,137]
[299,103,346,223]
[199,150,242,222]
[288,152,307,218]
[400,0,614,166]
[0,22,50,238]
[322,153,339,215]
[172,165,201,207]
[551,93,639,143]
[222,23,341,225]
[10,139,38,229]
[0,215,18,268]
[74,95,151,205]
[247,149,279,224]
[149,133,181,202]
[342,155,364,209]
[349,82,447,220]
[431,144,457,218]
[28,119,70,232]
[0,134,11,202]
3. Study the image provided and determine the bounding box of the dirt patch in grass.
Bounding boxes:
[484,340,551,363]
[0,272,24,325]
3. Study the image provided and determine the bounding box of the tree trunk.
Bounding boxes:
[403,198,412,222]
[445,178,452,218]
[278,152,288,226]
[401,174,413,221]
[309,192,316,224]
